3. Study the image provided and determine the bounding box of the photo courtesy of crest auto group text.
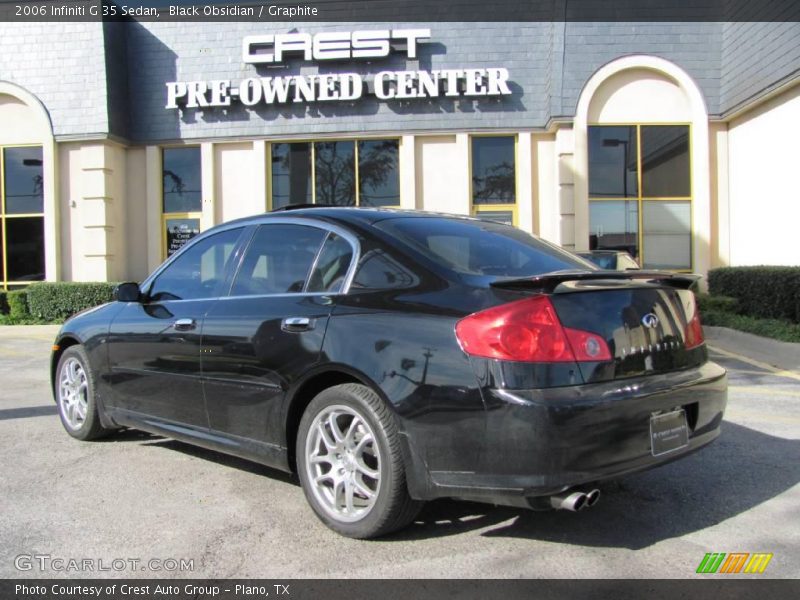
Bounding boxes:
[0,0,799,598]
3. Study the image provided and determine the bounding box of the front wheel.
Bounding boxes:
[55,345,113,441]
[296,383,422,538]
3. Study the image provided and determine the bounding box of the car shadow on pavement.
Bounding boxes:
[391,421,800,548]
[142,437,299,484]
[0,405,58,421]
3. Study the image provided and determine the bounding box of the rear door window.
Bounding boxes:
[306,233,354,293]
[231,224,326,296]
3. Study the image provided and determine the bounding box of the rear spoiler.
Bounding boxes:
[490,270,701,294]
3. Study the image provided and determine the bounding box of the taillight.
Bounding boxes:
[455,296,612,363]
[685,302,705,349]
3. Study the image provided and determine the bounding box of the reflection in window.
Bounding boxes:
[641,126,690,198]
[269,139,400,209]
[589,201,639,260]
[271,143,312,209]
[4,147,43,214]
[163,147,202,213]
[307,233,353,293]
[588,124,692,270]
[150,228,242,301]
[588,126,638,198]
[315,141,355,206]
[231,224,326,296]
[380,217,587,278]
[642,201,691,270]
[2,146,45,288]
[352,249,418,289]
[358,140,399,207]
[472,137,516,205]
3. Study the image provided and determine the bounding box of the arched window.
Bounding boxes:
[0,84,54,289]
[574,57,710,274]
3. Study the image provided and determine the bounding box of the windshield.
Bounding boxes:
[377,217,595,278]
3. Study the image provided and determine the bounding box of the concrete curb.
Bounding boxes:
[704,325,800,373]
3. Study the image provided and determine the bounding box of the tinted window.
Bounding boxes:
[378,218,589,278]
[352,249,419,290]
[641,125,690,198]
[307,233,353,293]
[588,126,638,198]
[472,137,515,205]
[149,227,243,301]
[4,147,44,214]
[232,224,326,296]
[315,141,355,206]
[163,147,202,213]
[358,140,399,207]
[271,143,312,209]
[6,216,45,281]
[589,200,639,260]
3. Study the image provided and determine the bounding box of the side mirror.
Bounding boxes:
[113,282,141,303]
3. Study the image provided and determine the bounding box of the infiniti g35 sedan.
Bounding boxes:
[51,208,727,538]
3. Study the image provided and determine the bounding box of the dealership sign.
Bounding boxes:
[165,29,512,109]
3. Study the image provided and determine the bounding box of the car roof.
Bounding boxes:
[217,206,484,230]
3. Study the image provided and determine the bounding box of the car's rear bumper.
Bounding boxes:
[404,360,727,505]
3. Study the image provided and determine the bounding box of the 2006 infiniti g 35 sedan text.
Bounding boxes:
[51,207,727,538]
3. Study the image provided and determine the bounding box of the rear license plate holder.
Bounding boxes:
[650,409,689,456]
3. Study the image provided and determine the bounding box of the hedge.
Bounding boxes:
[696,294,739,315]
[0,290,8,315]
[25,282,118,322]
[707,267,800,324]
[7,289,29,320]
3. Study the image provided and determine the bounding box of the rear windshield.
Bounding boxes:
[377,217,594,278]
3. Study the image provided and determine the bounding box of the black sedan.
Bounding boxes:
[51,208,727,538]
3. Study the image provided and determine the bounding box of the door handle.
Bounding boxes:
[172,318,197,331]
[281,316,314,332]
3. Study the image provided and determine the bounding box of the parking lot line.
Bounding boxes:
[729,386,800,398]
[708,345,800,382]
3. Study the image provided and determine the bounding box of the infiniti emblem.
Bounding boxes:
[641,313,659,328]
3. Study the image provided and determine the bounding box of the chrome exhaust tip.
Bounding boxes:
[585,488,601,508]
[550,491,588,512]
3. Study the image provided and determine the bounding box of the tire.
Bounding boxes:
[55,345,113,441]
[296,383,423,539]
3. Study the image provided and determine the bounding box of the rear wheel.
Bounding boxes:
[56,346,113,441]
[296,383,422,538]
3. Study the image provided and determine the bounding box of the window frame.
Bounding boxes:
[469,134,519,227]
[221,218,361,300]
[267,137,402,210]
[1,143,45,290]
[587,123,693,272]
[161,146,203,260]
[145,226,247,303]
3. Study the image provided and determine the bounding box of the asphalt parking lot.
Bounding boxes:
[0,325,798,579]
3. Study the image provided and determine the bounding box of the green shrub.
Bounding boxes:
[26,282,118,322]
[0,290,8,315]
[702,309,800,344]
[707,267,800,323]
[697,294,739,314]
[7,289,30,320]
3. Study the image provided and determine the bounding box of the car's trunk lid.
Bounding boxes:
[491,272,706,383]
